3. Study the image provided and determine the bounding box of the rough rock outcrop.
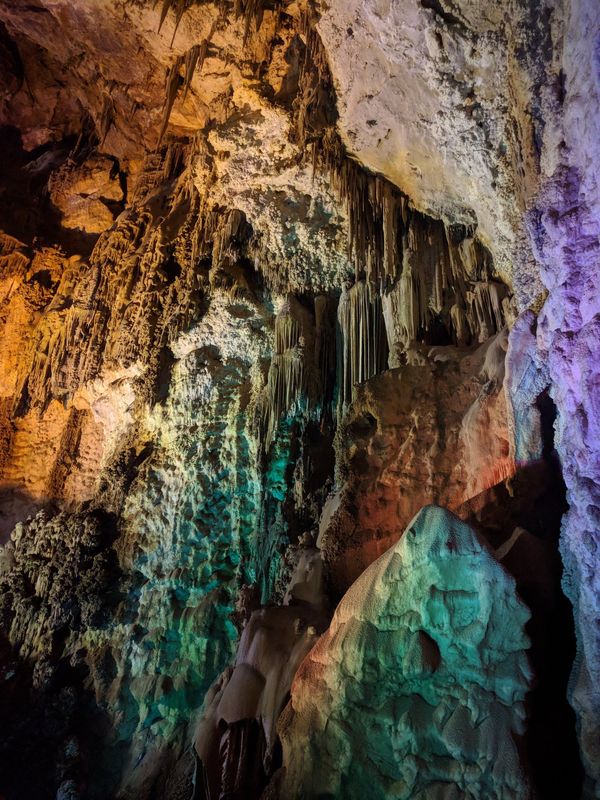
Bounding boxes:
[317,0,553,306]
[530,0,600,788]
[322,330,515,590]
[280,506,532,800]
[194,540,328,800]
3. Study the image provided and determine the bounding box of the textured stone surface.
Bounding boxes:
[317,0,555,303]
[322,332,515,591]
[194,542,328,800]
[280,506,532,800]
[532,0,600,786]
[0,0,595,796]
[508,0,600,790]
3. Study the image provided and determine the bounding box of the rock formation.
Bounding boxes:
[194,536,328,800]
[280,506,532,800]
[0,0,597,798]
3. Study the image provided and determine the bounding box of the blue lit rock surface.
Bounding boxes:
[280,506,532,800]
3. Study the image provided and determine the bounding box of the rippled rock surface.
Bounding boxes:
[280,506,532,800]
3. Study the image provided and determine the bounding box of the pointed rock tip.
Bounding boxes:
[395,503,485,560]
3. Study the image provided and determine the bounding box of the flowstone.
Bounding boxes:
[279,505,532,800]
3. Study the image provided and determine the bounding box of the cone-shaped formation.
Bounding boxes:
[280,505,532,800]
[194,545,328,800]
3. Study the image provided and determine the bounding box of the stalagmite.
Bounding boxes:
[194,540,328,800]
[279,506,532,800]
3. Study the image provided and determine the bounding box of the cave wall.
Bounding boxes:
[0,0,598,798]
[532,0,600,789]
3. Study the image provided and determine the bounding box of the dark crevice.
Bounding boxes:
[462,391,582,798]
[419,0,463,26]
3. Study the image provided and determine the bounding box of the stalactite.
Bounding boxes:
[234,0,272,44]
[157,0,270,47]
[213,208,249,267]
[291,15,509,357]
[260,303,305,449]
[256,294,338,452]
[450,302,470,346]
[158,56,184,146]
[99,90,115,144]
[182,41,207,101]
[157,0,197,46]
[161,138,190,182]
[467,280,508,342]
[337,281,389,408]
[292,17,338,154]
[157,39,210,146]
[405,215,453,334]
[314,294,336,414]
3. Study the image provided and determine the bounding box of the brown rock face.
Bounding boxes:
[0,0,595,798]
[48,154,125,234]
[323,333,514,591]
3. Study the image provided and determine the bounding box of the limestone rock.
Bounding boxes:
[48,154,124,234]
[317,0,554,304]
[0,0,596,795]
[194,542,328,800]
[323,332,516,591]
[280,505,532,800]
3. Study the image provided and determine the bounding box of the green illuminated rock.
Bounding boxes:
[280,505,532,800]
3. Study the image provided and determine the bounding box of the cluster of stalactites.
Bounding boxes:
[157,41,210,144]
[127,139,254,283]
[335,216,509,400]
[256,216,509,437]
[263,310,304,448]
[258,296,335,450]
[189,206,251,277]
[291,23,407,289]
[361,213,508,364]
[322,143,509,351]
[157,0,270,45]
[404,217,507,347]
[337,281,388,408]
[292,16,338,156]
[290,16,510,363]
[327,148,409,289]
[155,0,274,146]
